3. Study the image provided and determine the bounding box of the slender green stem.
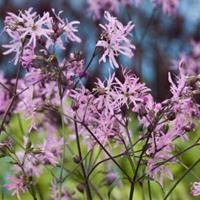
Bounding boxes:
[87,151,132,179]
[129,137,149,200]
[74,48,97,87]
[74,117,92,200]
[147,179,152,200]
[0,63,21,133]
[83,124,132,182]
[129,111,163,200]
[17,114,25,136]
[136,142,200,183]
[58,74,66,200]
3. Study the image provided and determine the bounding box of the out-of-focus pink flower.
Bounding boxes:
[191,182,200,196]
[37,132,63,166]
[5,176,26,200]
[172,41,200,76]
[14,151,43,177]
[15,85,41,132]
[121,0,142,7]
[105,171,117,185]
[152,0,179,15]
[87,0,119,20]
[147,157,173,186]
[20,45,34,69]
[51,180,72,200]
[96,11,135,68]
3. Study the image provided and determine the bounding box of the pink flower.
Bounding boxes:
[105,171,117,185]
[147,157,173,186]
[60,53,85,81]
[20,45,34,68]
[172,41,200,76]
[15,85,41,132]
[5,176,26,200]
[96,11,135,68]
[87,0,119,20]
[4,11,24,31]
[152,0,179,15]
[3,8,52,64]
[121,0,143,7]
[52,9,81,44]
[191,40,200,57]
[87,0,104,19]
[51,180,72,200]
[114,69,150,108]
[37,132,63,166]
[168,60,186,99]
[14,151,42,177]
[18,8,53,48]
[93,73,117,114]
[12,137,43,177]
[2,31,22,65]
[191,182,200,196]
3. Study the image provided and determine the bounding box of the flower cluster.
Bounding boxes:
[87,0,179,19]
[96,11,135,68]
[3,8,81,68]
[69,69,150,147]
[173,40,200,76]
[144,64,200,185]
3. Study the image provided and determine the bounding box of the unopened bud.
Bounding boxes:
[76,183,85,193]
[147,124,154,132]
[73,155,81,164]
[26,141,32,150]
[139,106,147,116]
[105,172,117,185]
[193,91,200,105]
[183,123,195,132]
[71,101,79,111]
[167,112,176,121]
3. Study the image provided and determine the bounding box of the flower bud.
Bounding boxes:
[73,155,81,164]
[183,123,195,132]
[76,183,85,193]
[105,172,117,185]
[71,101,79,111]
[167,112,176,121]
[26,141,32,150]
[147,124,154,132]
[139,106,147,116]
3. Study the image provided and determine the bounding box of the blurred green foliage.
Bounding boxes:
[0,114,200,200]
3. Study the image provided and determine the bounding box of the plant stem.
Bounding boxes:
[164,157,200,200]
[74,117,92,200]
[0,63,21,133]
[83,124,132,182]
